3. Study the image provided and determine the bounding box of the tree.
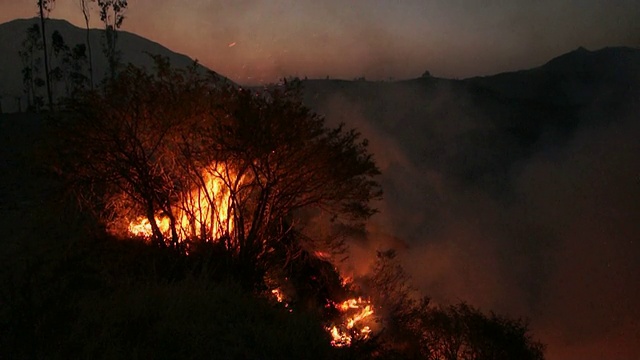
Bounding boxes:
[417,303,545,360]
[79,0,95,88]
[58,58,382,286]
[37,0,55,110]
[49,30,69,98]
[19,24,45,111]
[46,31,89,101]
[65,44,90,95]
[97,0,127,80]
[360,249,426,358]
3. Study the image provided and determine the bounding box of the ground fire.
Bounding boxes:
[326,297,375,347]
[126,163,238,243]
[124,162,377,348]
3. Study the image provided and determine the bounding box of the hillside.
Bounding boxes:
[0,18,224,113]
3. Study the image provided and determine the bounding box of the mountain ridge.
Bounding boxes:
[0,17,224,112]
[1,16,638,113]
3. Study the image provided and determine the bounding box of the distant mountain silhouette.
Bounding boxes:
[301,46,640,194]
[0,18,226,113]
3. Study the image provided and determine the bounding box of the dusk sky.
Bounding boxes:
[1,0,639,84]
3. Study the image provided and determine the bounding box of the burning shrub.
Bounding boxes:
[56,56,381,287]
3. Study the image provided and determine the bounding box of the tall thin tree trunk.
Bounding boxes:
[81,0,94,89]
[38,2,53,110]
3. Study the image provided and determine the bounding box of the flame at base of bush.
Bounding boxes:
[326,297,375,347]
[124,162,377,349]
[126,163,237,244]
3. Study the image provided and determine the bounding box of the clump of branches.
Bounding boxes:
[55,56,382,288]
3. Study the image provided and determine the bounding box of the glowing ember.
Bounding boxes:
[314,250,331,260]
[327,297,375,347]
[328,325,352,347]
[271,288,285,303]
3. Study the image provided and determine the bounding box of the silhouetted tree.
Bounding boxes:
[79,0,95,88]
[418,303,545,360]
[47,31,90,101]
[36,0,54,110]
[49,30,69,100]
[361,250,425,358]
[19,24,45,111]
[65,44,89,95]
[97,0,127,80]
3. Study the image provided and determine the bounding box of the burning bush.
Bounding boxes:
[57,56,381,287]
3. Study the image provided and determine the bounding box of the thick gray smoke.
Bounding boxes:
[304,71,640,360]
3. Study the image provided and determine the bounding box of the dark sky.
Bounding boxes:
[1,0,639,84]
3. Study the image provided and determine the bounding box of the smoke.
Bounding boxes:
[517,115,640,360]
[306,77,640,360]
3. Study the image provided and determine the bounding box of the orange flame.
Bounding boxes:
[327,297,375,347]
[271,288,285,303]
[124,164,376,348]
[127,163,240,243]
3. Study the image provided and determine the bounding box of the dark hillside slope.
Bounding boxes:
[0,18,227,113]
[0,113,336,359]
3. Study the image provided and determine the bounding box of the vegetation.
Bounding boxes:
[357,251,545,360]
[19,23,46,111]
[37,0,55,109]
[20,0,126,110]
[97,0,128,80]
[56,57,381,289]
[80,0,95,88]
[4,8,546,358]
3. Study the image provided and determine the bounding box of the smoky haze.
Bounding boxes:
[1,1,639,83]
[301,47,640,360]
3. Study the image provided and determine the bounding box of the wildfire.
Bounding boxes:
[126,163,238,243]
[271,288,285,303]
[124,164,376,348]
[327,297,375,347]
[128,216,171,237]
